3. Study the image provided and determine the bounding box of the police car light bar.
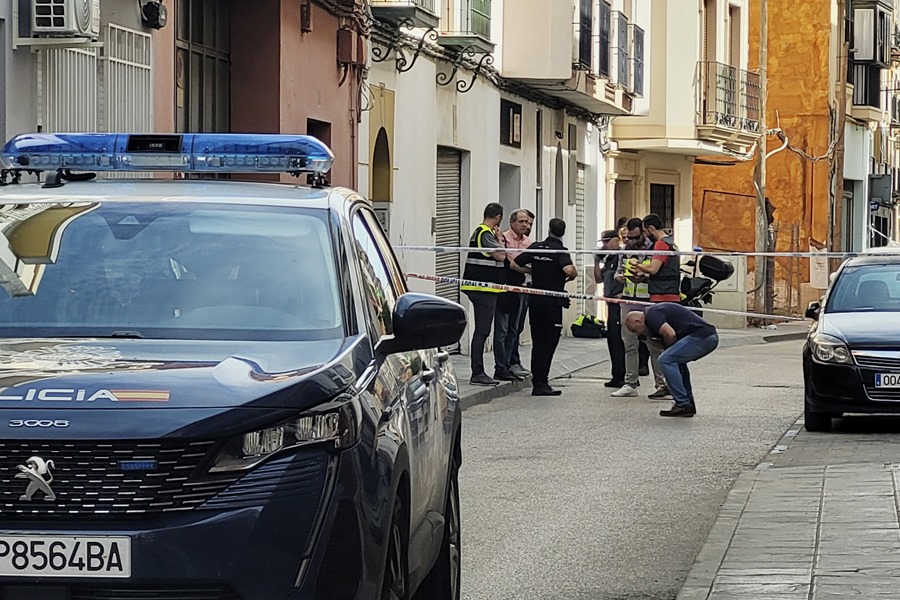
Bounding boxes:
[0,133,335,175]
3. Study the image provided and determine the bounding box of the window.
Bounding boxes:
[598,2,611,77]
[630,25,645,97]
[0,203,343,341]
[650,184,675,230]
[727,6,741,67]
[352,212,400,337]
[500,100,522,148]
[577,0,593,70]
[176,0,231,133]
[828,264,900,313]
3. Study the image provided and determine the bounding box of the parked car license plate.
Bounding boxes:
[0,535,130,578]
[875,374,900,388]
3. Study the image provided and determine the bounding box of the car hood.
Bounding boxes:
[0,337,360,410]
[818,312,900,348]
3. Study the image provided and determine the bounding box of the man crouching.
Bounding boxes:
[624,304,719,417]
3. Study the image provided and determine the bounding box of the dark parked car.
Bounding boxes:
[803,251,900,431]
[0,133,466,599]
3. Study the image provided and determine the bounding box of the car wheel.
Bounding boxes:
[804,398,833,432]
[415,459,461,600]
[381,498,409,600]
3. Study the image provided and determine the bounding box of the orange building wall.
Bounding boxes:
[692,0,834,313]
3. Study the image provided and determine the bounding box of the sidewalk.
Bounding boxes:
[452,322,808,410]
[677,455,900,600]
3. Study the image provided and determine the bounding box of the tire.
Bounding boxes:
[414,460,461,600]
[381,497,410,600]
[804,398,833,432]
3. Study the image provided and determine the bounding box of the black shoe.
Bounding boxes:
[639,366,650,377]
[604,380,625,388]
[648,386,673,400]
[660,404,696,418]
[532,385,562,397]
[494,370,522,382]
[470,373,499,386]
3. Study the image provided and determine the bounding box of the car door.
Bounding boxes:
[354,209,453,521]
[348,209,439,528]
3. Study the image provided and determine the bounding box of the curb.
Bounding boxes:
[459,329,805,412]
[675,414,806,600]
[675,470,759,600]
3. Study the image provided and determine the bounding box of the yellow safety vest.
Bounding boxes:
[622,256,651,299]
[461,224,506,293]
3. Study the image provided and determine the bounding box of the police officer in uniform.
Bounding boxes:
[512,218,577,396]
[461,203,507,386]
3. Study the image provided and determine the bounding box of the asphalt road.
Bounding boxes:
[459,340,805,600]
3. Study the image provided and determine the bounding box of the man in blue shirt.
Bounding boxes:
[624,304,719,417]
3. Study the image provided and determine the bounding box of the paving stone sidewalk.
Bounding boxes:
[678,440,900,599]
[452,323,809,410]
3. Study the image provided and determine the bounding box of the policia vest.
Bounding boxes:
[461,224,506,294]
[648,235,681,297]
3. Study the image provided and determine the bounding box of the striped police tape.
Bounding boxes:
[397,244,900,259]
[406,273,808,323]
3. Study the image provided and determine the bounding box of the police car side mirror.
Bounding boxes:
[377,293,467,356]
[805,301,821,321]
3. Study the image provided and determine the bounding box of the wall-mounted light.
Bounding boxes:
[141,1,168,30]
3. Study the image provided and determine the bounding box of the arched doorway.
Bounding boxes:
[371,128,392,202]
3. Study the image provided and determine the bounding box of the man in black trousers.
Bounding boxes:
[595,229,625,388]
[513,218,577,396]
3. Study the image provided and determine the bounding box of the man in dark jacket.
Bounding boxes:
[625,304,719,417]
[513,219,577,396]
[595,229,625,387]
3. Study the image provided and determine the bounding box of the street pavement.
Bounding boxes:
[678,388,900,600]
[457,338,806,600]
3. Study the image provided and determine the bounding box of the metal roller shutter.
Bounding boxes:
[575,165,586,295]
[435,148,462,305]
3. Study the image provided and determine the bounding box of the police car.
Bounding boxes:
[0,133,466,599]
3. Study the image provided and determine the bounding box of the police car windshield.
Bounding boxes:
[0,202,344,341]
[827,264,900,313]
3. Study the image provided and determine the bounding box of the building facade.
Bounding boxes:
[610,0,758,255]
[0,0,158,140]
[359,0,650,347]
[693,0,896,319]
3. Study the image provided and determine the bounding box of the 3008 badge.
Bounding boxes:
[8,420,69,428]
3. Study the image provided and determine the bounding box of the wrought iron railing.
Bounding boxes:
[698,61,761,134]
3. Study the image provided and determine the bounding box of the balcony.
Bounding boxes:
[438,0,494,54]
[370,0,440,29]
[697,61,761,146]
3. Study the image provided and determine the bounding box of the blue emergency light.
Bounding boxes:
[0,133,335,175]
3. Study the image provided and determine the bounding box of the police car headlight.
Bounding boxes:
[209,398,360,473]
[810,334,852,365]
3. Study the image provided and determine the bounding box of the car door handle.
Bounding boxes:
[422,368,437,384]
[435,351,450,365]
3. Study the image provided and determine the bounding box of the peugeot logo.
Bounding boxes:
[8,420,69,428]
[15,456,56,502]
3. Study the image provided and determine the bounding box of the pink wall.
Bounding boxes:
[154,0,360,188]
[278,1,359,188]
[153,12,176,132]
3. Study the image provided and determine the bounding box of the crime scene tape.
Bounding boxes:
[406,273,809,323]
[396,244,900,258]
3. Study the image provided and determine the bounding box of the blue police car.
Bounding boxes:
[0,133,466,599]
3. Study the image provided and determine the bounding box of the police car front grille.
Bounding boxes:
[0,440,245,518]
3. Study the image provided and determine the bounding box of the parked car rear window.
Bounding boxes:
[827,264,900,313]
[0,202,343,341]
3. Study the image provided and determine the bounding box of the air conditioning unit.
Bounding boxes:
[31,0,101,39]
